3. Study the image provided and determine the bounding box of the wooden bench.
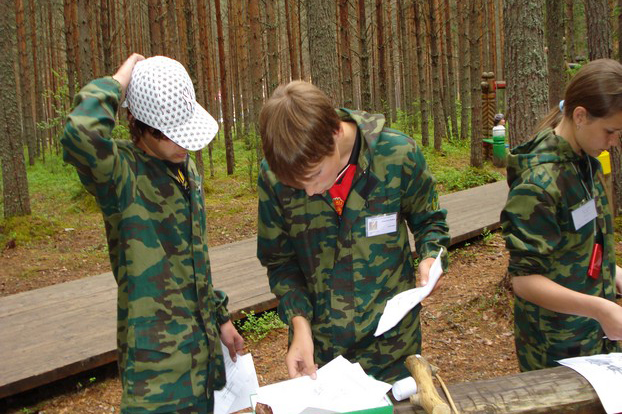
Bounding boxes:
[0,180,509,399]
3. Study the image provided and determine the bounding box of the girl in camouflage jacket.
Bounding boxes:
[502,59,622,372]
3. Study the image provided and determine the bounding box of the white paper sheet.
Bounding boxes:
[557,353,622,414]
[214,342,259,414]
[254,355,391,414]
[374,248,444,336]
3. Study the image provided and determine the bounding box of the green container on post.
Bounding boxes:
[492,126,506,167]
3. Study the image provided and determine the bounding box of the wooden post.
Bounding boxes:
[481,71,496,139]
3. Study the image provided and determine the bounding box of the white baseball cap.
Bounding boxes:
[122,56,218,151]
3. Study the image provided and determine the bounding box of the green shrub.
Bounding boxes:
[234,310,286,342]
[436,167,504,193]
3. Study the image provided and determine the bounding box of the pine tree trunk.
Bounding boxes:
[358,0,371,109]
[227,0,242,143]
[546,0,565,109]
[101,0,111,74]
[28,0,43,158]
[0,1,31,217]
[397,0,413,131]
[16,0,36,165]
[469,0,482,166]
[63,0,77,102]
[375,0,388,117]
[214,0,234,175]
[428,0,444,150]
[249,0,263,168]
[444,0,458,141]
[414,0,429,146]
[584,0,612,60]
[386,0,396,123]
[148,0,163,55]
[77,0,93,84]
[504,0,548,147]
[307,0,338,98]
[166,0,180,59]
[339,0,354,107]
[285,0,299,80]
[265,0,278,95]
[565,0,575,61]
[458,0,470,141]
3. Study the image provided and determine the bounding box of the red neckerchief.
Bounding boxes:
[329,164,356,216]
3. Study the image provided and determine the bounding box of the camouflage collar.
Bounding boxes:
[336,108,387,173]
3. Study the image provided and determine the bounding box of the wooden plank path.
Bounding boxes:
[0,180,508,399]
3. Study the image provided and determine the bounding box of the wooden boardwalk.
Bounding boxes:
[0,180,508,399]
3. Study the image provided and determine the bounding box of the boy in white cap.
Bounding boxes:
[62,54,243,413]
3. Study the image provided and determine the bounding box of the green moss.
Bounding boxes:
[0,214,59,247]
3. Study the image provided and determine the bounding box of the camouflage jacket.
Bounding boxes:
[257,108,449,382]
[62,77,229,412]
[501,128,620,371]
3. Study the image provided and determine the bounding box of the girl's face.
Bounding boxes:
[575,110,622,157]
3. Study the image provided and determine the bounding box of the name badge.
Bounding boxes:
[366,213,397,237]
[571,199,597,231]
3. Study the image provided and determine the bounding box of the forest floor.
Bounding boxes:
[3,208,621,414]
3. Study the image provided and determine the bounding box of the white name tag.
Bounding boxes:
[571,199,597,231]
[366,213,398,237]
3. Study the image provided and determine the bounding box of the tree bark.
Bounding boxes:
[414,0,429,146]
[469,0,482,166]
[0,0,31,217]
[375,0,388,117]
[28,0,44,158]
[565,0,575,61]
[584,0,612,60]
[458,0,470,141]
[428,0,444,150]
[307,0,338,98]
[444,0,458,141]
[546,0,565,109]
[285,0,299,80]
[101,0,112,74]
[339,0,353,107]
[148,0,163,55]
[77,0,93,84]
[504,0,548,147]
[358,0,371,109]
[15,0,36,165]
[214,0,234,175]
[265,0,279,95]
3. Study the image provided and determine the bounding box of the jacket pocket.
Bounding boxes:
[126,318,198,403]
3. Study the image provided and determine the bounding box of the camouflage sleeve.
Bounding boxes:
[61,77,126,206]
[256,164,314,326]
[213,288,231,325]
[501,181,559,276]
[401,144,450,269]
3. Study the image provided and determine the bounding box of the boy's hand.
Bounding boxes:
[417,256,443,296]
[287,316,317,379]
[220,320,245,362]
[112,53,145,95]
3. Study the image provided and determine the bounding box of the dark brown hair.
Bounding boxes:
[537,59,622,131]
[127,111,166,145]
[259,81,340,188]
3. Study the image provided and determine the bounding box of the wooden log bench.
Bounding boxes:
[0,180,509,399]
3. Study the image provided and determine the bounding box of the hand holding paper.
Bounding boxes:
[374,248,444,337]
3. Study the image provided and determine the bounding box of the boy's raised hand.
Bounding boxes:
[112,53,145,95]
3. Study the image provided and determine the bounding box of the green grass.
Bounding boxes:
[0,120,505,245]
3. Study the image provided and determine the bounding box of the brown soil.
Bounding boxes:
[1,209,621,413]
